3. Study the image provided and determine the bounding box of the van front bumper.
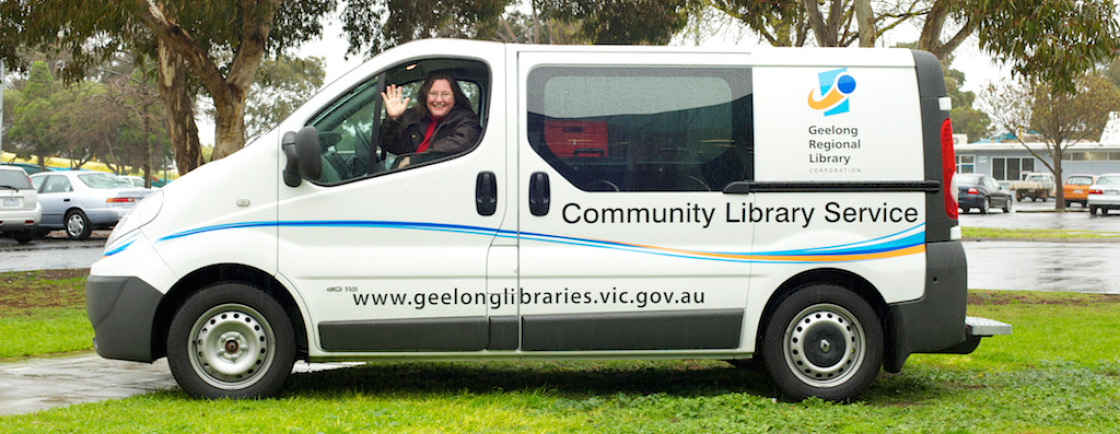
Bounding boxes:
[86,276,164,363]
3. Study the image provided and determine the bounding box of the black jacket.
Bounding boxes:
[379,106,481,155]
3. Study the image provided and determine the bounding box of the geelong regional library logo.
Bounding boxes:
[807,68,857,116]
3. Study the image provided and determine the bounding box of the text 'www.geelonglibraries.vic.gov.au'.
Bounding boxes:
[350,288,707,310]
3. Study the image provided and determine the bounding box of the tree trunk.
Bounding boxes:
[155,42,203,175]
[137,0,278,164]
[919,0,976,61]
[802,0,839,47]
[918,0,948,53]
[854,0,875,47]
[142,101,154,188]
[1052,149,1065,210]
[211,94,248,161]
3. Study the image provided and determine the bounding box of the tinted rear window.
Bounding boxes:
[957,174,982,185]
[0,170,32,189]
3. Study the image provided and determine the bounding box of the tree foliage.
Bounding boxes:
[7,62,71,167]
[4,59,171,177]
[980,75,1120,209]
[706,0,1120,92]
[341,0,511,57]
[242,55,326,142]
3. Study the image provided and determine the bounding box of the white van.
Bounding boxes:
[87,39,1009,401]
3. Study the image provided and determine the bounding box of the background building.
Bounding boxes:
[955,112,1120,183]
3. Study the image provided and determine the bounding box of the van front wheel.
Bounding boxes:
[760,284,883,401]
[167,283,296,399]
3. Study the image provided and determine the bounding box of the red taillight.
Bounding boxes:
[940,118,958,219]
[106,197,135,204]
[1090,189,1103,195]
[967,187,979,194]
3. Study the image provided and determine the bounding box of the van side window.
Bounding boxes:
[527,67,753,192]
[305,58,490,185]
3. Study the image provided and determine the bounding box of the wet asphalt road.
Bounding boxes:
[0,230,109,272]
[958,199,1120,294]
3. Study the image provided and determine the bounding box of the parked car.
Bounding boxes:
[1088,173,1120,215]
[119,175,157,189]
[0,165,41,244]
[1,162,52,175]
[1063,174,1098,208]
[30,171,153,239]
[1009,171,1056,202]
[957,173,1013,214]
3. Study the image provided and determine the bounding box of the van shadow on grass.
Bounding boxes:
[282,360,778,400]
[277,359,951,403]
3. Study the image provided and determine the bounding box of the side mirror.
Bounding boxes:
[295,126,322,181]
[282,131,301,187]
[281,126,322,187]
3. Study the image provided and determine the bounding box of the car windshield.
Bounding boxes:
[1097,176,1120,186]
[0,170,32,189]
[79,173,126,189]
[957,174,982,185]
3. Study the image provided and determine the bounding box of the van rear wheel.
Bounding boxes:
[167,283,295,399]
[760,284,883,401]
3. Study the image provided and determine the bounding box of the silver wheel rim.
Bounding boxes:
[66,214,85,237]
[783,304,866,388]
[187,303,276,390]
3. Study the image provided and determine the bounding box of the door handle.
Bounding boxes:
[529,172,550,216]
[63,198,71,202]
[475,171,497,216]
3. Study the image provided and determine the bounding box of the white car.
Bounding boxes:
[119,175,157,189]
[30,171,153,239]
[1088,173,1120,215]
[0,165,41,244]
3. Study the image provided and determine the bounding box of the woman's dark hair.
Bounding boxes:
[415,72,471,118]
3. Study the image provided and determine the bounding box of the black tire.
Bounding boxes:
[1064,200,1071,208]
[1002,197,1012,213]
[13,231,33,244]
[760,284,883,401]
[1090,206,1099,215]
[64,210,92,240]
[167,283,296,399]
[978,198,989,214]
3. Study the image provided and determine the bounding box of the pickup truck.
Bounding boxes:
[1009,172,1056,201]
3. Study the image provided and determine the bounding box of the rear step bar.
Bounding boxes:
[966,316,1012,337]
[930,316,1011,355]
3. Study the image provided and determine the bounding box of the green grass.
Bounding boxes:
[0,270,93,359]
[962,226,1120,240]
[0,285,1117,433]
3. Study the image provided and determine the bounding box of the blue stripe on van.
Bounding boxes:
[105,220,925,264]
